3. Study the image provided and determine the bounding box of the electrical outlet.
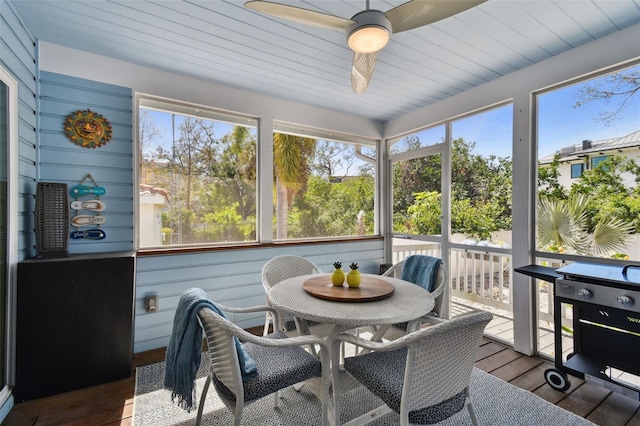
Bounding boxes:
[144,295,159,312]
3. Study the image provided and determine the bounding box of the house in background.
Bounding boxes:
[539,129,640,189]
[139,184,169,247]
[1,0,639,421]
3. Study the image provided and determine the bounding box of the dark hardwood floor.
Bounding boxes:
[3,329,640,426]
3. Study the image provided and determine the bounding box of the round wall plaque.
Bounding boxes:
[64,109,112,149]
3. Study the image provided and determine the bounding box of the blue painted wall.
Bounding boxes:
[0,0,37,419]
[38,71,134,254]
[135,239,384,352]
[0,0,37,262]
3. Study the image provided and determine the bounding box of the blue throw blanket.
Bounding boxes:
[164,288,257,411]
[400,255,442,292]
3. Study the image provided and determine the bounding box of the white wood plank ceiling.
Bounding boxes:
[10,0,640,122]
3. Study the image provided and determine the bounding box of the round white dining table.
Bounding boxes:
[267,273,434,336]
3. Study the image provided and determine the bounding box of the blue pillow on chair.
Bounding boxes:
[400,255,442,292]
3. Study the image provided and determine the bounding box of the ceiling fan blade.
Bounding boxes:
[244,1,353,31]
[351,52,377,94]
[386,0,487,34]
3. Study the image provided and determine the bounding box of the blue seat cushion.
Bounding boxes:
[281,312,298,332]
[344,347,465,424]
[212,331,321,402]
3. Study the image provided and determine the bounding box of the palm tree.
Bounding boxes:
[273,133,316,239]
[537,193,633,256]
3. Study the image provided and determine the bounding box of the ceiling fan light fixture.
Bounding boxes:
[346,10,391,54]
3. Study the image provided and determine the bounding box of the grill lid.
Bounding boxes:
[557,262,640,286]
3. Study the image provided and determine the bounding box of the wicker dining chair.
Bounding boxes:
[195,304,330,426]
[261,254,350,358]
[330,311,493,426]
[372,257,448,341]
[383,257,447,317]
[261,255,323,335]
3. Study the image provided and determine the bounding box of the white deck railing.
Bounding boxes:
[391,244,573,342]
[449,247,513,312]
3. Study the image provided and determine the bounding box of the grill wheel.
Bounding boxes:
[544,368,571,392]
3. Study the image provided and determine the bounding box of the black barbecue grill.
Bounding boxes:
[516,262,640,400]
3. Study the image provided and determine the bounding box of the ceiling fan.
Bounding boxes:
[244,0,487,93]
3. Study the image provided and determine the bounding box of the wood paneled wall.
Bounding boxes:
[38,71,134,254]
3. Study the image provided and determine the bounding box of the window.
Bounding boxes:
[451,105,513,245]
[0,64,18,397]
[535,63,640,359]
[590,155,609,169]
[570,163,584,178]
[389,103,513,245]
[272,124,376,240]
[387,104,513,343]
[390,125,445,237]
[537,63,639,262]
[138,97,257,248]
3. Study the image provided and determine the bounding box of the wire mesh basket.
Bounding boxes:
[35,182,69,257]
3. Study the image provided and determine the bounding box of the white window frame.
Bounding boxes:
[0,64,19,404]
[135,94,259,250]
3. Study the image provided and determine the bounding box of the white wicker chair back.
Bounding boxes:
[262,255,322,290]
[383,259,447,317]
[402,311,492,412]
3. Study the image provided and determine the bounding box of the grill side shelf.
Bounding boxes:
[514,264,562,283]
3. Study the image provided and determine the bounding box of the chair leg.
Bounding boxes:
[195,374,212,426]
[273,389,280,408]
[233,414,242,426]
[233,401,244,426]
[465,387,479,426]
[331,344,343,426]
[263,312,271,336]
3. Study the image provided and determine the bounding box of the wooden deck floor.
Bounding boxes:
[3,330,640,426]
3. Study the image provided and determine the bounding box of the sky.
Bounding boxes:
[537,73,640,158]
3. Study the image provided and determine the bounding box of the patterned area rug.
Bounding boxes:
[133,354,595,426]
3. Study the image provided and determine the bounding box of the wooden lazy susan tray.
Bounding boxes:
[303,275,395,302]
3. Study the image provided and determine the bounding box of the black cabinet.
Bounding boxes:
[15,252,135,402]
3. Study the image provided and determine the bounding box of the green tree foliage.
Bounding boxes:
[149,117,257,244]
[452,139,512,232]
[537,155,567,201]
[568,156,640,232]
[287,173,375,238]
[452,198,503,240]
[537,155,638,256]
[392,137,512,239]
[203,203,255,242]
[407,191,441,235]
[391,136,441,221]
[209,126,257,223]
[273,133,316,239]
[537,194,634,256]
[537,65,640,257]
